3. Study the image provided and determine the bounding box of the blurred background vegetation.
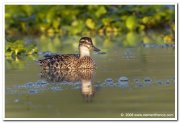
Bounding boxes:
[5,5,175,62]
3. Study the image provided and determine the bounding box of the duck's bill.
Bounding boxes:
[93,46,101,52]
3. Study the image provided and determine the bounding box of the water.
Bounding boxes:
[5,47,175,118]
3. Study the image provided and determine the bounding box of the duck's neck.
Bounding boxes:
[79,46,90,58]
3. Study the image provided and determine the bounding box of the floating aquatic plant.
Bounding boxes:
[5,40,38,58]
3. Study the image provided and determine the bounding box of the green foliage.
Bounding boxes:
[5,5,175,36]
[95,6,107,17]
[86,18,95,30]
[126,15,138,31]
[5,40,38,58]
[5,5,175,59]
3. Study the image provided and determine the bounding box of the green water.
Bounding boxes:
[5,47,175,118]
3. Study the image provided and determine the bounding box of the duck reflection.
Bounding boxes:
[40,69,96,102]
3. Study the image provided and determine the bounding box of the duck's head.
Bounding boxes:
[79,37,100,57]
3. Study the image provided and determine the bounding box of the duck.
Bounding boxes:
[38,37,100,70]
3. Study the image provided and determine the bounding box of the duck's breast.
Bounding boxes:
[77,56,95,69]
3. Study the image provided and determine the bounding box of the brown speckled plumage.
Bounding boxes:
[39,54,79,70]
[77,56,95,69]
[38,37,100,70]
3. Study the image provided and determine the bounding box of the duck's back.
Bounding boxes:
[38,54,79,70]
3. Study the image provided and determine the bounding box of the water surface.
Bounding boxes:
[5,47,175,118]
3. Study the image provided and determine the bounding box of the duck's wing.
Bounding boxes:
[37,54,80,69]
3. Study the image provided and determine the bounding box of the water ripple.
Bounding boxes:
[6,76,175,95]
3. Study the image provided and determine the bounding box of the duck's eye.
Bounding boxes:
[85,40,91,44]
